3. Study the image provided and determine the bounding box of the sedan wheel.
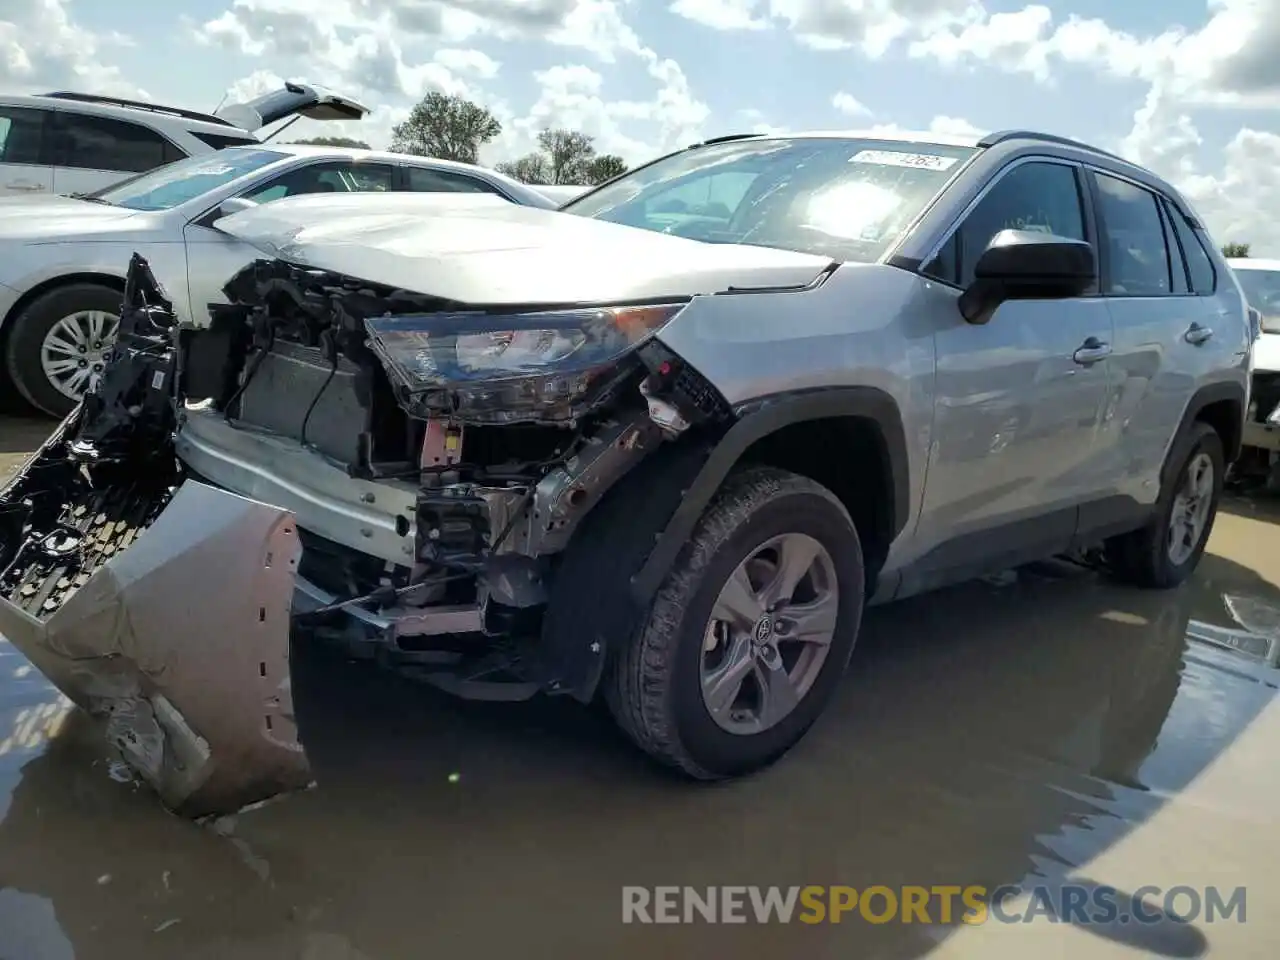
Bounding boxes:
[40,309,119,403]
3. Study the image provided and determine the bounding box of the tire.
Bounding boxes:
[3,283,122,419]
[604,465,866,779]
[1105,421,1224,589]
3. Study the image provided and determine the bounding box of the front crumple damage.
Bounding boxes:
[0,255,311,817]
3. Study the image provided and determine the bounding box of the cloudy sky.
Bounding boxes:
[4,0,1280,251]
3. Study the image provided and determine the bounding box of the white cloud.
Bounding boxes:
[669,0,769,31]
[0,0,144,97]
[831,92,871,117]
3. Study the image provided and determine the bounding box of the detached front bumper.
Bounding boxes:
[0,454,311,817]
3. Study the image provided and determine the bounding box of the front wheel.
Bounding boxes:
[1105,421,1224,588]
[4,283,122,418]
[605,466,865,779]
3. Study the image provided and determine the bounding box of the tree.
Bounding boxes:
[495,153,551,184]
[290,136,371,149]
[584,154,627,185]
[1222,242,1251,258]
[494,128,628,185]
[389,92,501,164]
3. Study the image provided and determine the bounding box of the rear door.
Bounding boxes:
[214,83,369,133]
[1085,169,1221,533]
[184,158,398,325]
[48,110,185,195]
[0,106,53,196]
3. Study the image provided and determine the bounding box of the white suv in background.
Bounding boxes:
[1228,257,1280,471]
[0,83,369,198]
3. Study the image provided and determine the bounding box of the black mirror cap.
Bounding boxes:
[975,229,1097,288]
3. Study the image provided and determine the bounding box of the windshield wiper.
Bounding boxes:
[74,194,115,206]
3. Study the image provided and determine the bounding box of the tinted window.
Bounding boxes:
[94,148,287,210]
[49,112,181,173]
[0,107,49,165]
[1164,199,1216,295]
[242,161,396,203]
[1093,172,1173,296]
[406,167,497,194]
[563,137,977,262]
[924,161,1086,287]
[192,131,260,150]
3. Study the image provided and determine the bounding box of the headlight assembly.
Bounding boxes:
[363,302,688,423]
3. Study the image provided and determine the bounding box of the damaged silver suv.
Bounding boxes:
[0,129,1251,816]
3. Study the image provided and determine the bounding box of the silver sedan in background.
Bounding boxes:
[0,145,558,417]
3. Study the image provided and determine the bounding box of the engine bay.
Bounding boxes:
[1,252,730,699]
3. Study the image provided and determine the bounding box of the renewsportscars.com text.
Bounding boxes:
[621,884,1247,925]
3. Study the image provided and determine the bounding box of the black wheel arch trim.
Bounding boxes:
[1169,380,1246,477]
[628,385,910,604]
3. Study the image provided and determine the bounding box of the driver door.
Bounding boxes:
[909,158,1115,587]
[182,159,397,326]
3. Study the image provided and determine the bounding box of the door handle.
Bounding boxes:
[1184,322,1213,346]
[1073,337,1111,366]
[5,181,43,192]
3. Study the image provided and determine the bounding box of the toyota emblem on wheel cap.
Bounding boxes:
[753,615,774,644]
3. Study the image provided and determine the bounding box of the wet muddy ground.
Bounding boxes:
[3,413,1280,959]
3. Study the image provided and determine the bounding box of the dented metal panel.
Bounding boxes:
[0,478,311,818]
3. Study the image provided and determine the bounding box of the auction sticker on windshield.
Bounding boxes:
[849,150,958,171]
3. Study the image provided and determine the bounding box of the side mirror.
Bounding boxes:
[216,196,259,218]
[958,229,1097,324]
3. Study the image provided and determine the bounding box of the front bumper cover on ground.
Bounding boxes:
[0,478,312,817]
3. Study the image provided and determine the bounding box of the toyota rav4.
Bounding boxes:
[0,129,1251,816]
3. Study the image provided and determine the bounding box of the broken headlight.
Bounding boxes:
[364,302,688,422]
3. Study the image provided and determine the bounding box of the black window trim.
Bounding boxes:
[1159,194,1218,296]
[0,104,53,167]
[918,154,1097,292]
[1083,164,1218,300]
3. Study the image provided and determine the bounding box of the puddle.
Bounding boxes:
[0,495,1277,957]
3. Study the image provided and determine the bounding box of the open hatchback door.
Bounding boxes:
[215,81,369,133]
[0,257,311,818]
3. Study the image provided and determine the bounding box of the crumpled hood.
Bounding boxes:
[214,191,835,305]
[0,195,147,241]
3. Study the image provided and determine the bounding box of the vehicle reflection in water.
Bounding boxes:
[0,552,1277,959]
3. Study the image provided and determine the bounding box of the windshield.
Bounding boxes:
[562,137,977,261]
[91,148,288,212]
[1234,268,1280,326]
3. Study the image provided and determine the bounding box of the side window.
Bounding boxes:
[405,167,498,194]
[1092,171,1173,297]
[49,113,177,173]
[923,161,1086,287]
[242,161,396,203]
[1163,199,1217,295]
[0,107,50,165]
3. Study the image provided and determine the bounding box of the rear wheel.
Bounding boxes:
[1105,421,1224,588]
[4,283,121,418]
[605,466,865,779]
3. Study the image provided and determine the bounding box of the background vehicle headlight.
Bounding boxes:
[364,302,688,423]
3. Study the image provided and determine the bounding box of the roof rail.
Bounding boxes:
[977,129,1130,165]
[40,91,235,128]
